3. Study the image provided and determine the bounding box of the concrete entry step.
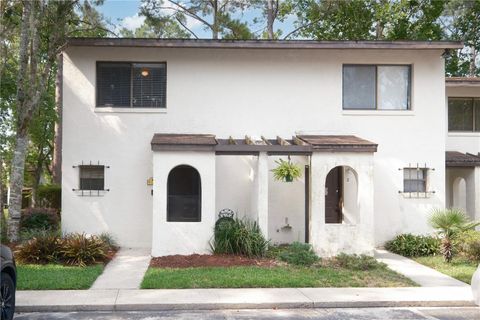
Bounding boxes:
[90,248,151,290]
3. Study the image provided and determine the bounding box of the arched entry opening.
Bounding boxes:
[167,165,202,222]
[452,177,467,213]
[325,166,358,224]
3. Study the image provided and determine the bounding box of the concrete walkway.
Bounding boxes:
[90,248,151,290]
[16,287,475,312]
[375,249,469,287]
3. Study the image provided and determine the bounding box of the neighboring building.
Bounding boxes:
[445,77,480,222]
[61,38,478,257]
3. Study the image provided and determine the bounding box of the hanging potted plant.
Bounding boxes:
[271,157,302,182]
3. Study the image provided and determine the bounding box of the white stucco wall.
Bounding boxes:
[62,46,447,250]
[151,151,216,256]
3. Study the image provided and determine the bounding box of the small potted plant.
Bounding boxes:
[271,158,302,182]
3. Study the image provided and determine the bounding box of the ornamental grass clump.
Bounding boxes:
[61,233,107,267]
[212,216,269,258]
[15,232,61,264]
[429,208,480,263]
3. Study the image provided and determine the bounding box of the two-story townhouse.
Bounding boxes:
[61,38,468,256]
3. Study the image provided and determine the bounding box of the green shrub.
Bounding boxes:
[37,184,61,209]
[61,233,108,267]
[15,233,61,264]
[20,207,59,231]
[20,228,61,242]
[385,233,440,257]
[456,230,480,262]
[98,232,119,251]
[278,242,319,266]
[212,217,269,258]
[335,253,384,271]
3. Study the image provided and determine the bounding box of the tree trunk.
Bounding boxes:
[212,0,218,39]
[7,132,29,242]
[266,0,275,40]
[52,53,63,185]
[31,154,44,207]
[470,46,477,77]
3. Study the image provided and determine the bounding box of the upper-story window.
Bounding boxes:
[96,62,166,108]
[343,65,411,110]
[448,98,480,132]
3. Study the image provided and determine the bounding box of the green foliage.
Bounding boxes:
[19,227,60,243]
[271,158,302,182]
[429,208,479,239]
[61,233,108,267]
[15,233,61,264]
[212,216,269,257]
[335,253,385,271]
[15,232,112,266]
[98,232,119,251]
[37,184,61,209]
[456,230,480,263]
[429,208,480,262]
[20,207,59,231]
[385,233,440,257]
[278,242,319,266]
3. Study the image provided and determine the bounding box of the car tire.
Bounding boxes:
[1,272,15,320]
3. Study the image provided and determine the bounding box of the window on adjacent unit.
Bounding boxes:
[343,65,411,110]
[448,98,480,132]
[79,165,105,191]
[403,168,427,193]
[97,62,166,108]
[167,165,201,222]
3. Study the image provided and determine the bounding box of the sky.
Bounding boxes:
[95,0,296,38]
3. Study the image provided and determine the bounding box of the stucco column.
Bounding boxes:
[475,167,480,222]
[255,152,269,240]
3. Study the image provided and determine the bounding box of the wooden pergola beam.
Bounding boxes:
[277,136,291,146]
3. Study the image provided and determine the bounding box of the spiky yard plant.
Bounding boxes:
[271,158,302,182]
[429,208,480,263]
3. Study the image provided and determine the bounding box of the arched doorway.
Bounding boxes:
[167,165,202,222]
[325,166,358,224]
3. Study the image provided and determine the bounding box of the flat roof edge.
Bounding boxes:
[66,38,463,50]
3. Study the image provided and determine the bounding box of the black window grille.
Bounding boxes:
[167,165,201,222]
[97,62,166,108]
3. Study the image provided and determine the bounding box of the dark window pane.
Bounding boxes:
[343,65,376,109]
[132,63,166,108]
[97,63,131,107]
[403,168,427,192]
[475,99,480,132]
[448,98,474,131]
[79,166,105,190]
[167,166,201,222]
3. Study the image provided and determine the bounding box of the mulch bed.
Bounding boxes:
[150,254,278,268]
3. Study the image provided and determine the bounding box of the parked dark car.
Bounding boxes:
[1,245,16,320]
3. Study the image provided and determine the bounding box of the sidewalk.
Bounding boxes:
[374,249,469,287]
[90,248,151,290]
[16,287,475,312]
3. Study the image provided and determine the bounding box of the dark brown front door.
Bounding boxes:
[325,167,342,223]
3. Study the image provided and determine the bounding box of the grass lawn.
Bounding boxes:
[17,264,104,290]
[413,256,478,284]
[141,265,416,289]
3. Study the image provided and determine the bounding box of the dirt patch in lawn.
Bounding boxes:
[150,254,278,268]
